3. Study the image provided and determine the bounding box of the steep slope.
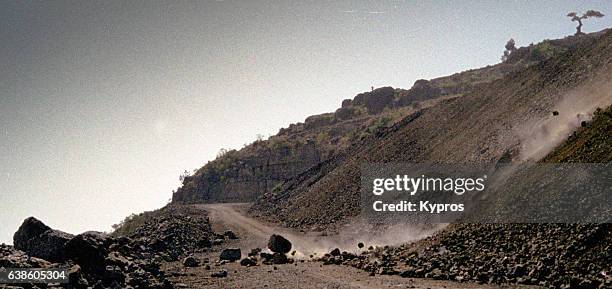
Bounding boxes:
[172,31,606,205]
[321,105,612,288]
[251,29,612,229]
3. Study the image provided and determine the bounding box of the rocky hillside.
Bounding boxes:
[250,29,612,229]
[0,206,228,288]
[171,31,607,204]
[312,104,612,288]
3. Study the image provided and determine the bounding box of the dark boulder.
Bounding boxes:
[219,248,241,262]
[272,252,288,264]
[330,248,341,256]
[211,270,228,278]
[13,217,73,262]
[65,231,111,272]
[267,234,292,254]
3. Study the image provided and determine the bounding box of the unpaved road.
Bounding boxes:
[163,203,537,289]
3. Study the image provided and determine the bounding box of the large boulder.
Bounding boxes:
[272,252,288,264]
[396,79,441,107]
[267,234,292,254]
[65,231,112,272]
[304,114,334,130]
[219,248,241,262]
[364,87,395,114]
[341,99,353,108]
[13,217,73,262]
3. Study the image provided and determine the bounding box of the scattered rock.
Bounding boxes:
[219,248,241,262]
[260,252,273,264]
[321,224,611,288]
[182,255,199,267]
[240,257,257,266]
[0,243,52,269]
[211,270,228,278]
[68,264,89,288]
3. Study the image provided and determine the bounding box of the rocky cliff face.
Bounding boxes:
[173,140,321,203]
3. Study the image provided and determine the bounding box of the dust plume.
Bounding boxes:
[518,76,612,161]
[288,222,444,259]
[201,203,442,259]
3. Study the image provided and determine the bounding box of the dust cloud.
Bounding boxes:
[518,76,612,161]
[288,222,444,259]
[200,203,443,259]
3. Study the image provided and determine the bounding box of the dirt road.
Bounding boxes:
[163,203,536,289]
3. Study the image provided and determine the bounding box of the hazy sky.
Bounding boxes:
[1,0,611,244]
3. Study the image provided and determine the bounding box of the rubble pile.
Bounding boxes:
[127,206,216,261]
[317,224,611,289]
[1,206,221,288]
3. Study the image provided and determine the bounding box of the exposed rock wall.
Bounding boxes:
[173,141,321,203]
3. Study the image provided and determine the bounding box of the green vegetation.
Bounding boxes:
[543,106,612,163]
[111,209,162,237]
[529,41,567,61]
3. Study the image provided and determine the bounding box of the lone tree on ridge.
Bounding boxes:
[567,10,605,35]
